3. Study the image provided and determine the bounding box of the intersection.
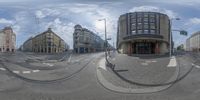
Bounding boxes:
[0,51,199,100]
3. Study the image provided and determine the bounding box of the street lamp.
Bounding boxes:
[170,17,180,57]
[98,18,107,57]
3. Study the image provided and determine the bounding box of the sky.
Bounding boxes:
[0,0,200,49]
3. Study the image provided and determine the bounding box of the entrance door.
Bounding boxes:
[135,42,155,54]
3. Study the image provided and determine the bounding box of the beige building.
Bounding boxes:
[23,28,68,53]
[73,24,105,53]
[117,12,170,54]
[0,27,16,52]
[186,32,200,52]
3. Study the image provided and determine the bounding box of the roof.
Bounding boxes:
[190,31,200,38]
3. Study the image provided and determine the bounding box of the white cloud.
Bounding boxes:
[35,8,60,19]
[35,3,118,47]
[0,18,14,24]
[129,6,177,18]
[45,18,75,49]
[188,17,200,24]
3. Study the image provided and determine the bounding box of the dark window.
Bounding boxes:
[144,24,149,29]
[137,18,142,23]
[150,18,155,23]
[137,23,142,29]
[144,13,148,18]
[143,18,148,22]
[150,30,156,34]
[132,30,136,34]
[137,13,142,17]
[131,18,136,23]
[138,30,142,34]
[144,30,149,34]
[131,24,136,30]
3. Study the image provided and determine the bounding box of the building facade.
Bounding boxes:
[117,12,170,54]
[186,32,200,52]
[0,27,16,52]
[73,24,105,53]
[23,28,67,53]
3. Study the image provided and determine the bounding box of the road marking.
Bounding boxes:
[43,63,54,67]
[13,71,20,74]
[0,67,6,71]
[167,56,177,67]
[67,54,72,62]
[32,70,40,73]
[192,63,200,68]
[152,60,157,63]
[141,63,148,66]
[22,71,31,74]
[99,59,107,71]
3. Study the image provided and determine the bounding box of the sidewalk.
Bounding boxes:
[96,53,180,93]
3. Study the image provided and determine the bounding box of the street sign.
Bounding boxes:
[180,30,187,36]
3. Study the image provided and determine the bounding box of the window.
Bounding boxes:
[150,18,155,23]
[144,30,149,34]
[143,18,148,22]
[150,30,156,34]
[144,13,148,18]
[137,13,142,17]
[132,30,136,34]
[150,23,155,29]
[137,30,142,34]
[131,14,136,18]
[131,18,136,23]
[149,13,155,18]
[137,18,142,22]
[144,24,149,29]
[131,24,136,30]
[137,23,142,29]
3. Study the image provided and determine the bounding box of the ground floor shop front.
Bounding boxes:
[118,39,169,55]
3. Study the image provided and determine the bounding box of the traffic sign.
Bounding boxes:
[180,30,187,36]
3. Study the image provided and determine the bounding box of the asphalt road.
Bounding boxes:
[0,51,200,100]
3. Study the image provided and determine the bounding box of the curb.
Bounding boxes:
[96,57,180,93]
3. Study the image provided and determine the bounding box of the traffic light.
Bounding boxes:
[180,30,187,36]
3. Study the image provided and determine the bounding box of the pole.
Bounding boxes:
[170,19,172,57]
[104,19,107,58]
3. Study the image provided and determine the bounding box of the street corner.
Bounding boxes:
[97,58,107,71]
[96,56,180,94]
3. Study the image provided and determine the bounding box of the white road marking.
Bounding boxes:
[43,63,54,67]
[67,54,72,62]
[0,67,6,71]
[32,70,40,73]
[23,71,31,74]
[141,63,148,66]
[13,71,20,74]
[99,59,107,71]
[192,63,200,68]
[152,60,157,63]
[167,56,177,67]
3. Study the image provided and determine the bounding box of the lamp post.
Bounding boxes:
[98,18,107,57]
[170,18,180,57]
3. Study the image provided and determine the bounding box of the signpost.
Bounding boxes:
[180,30,188,36]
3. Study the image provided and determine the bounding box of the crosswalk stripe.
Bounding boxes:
[0,67,6,71]
[22,71,31,74]
[13,71,20,74]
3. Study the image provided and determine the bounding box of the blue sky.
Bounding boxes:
[0,0,200,49]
